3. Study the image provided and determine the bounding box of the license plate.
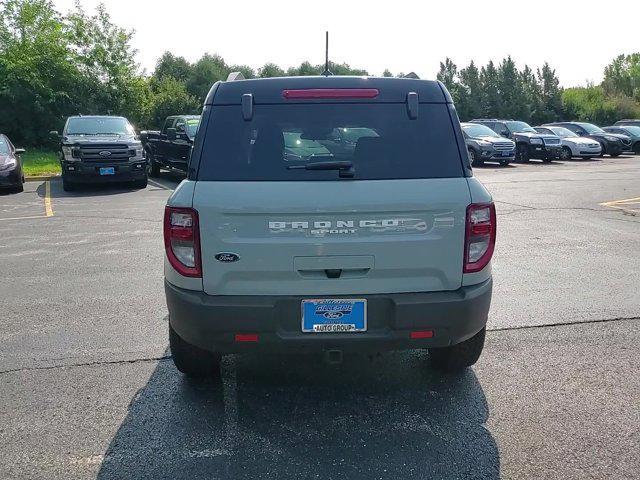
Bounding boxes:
[301,299,367,333]
[501,151,512,157]
[99,167,115,176]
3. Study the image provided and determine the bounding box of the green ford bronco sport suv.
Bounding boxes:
[163,75,496,377]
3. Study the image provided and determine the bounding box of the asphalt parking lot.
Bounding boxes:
[1,157,639,479]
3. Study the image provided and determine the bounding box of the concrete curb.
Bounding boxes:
[25,175,60,182]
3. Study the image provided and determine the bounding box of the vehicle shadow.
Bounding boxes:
[97,350,500,480]
[35,179,147,199]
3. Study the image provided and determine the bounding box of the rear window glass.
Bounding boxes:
[197,104,463,181]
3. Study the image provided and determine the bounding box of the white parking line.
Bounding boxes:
[147,179,173,191]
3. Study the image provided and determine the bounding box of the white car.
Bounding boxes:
[534,126,602,159]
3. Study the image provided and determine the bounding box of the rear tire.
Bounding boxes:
[517,144,530,163]
[170,324,221,378]
[147,149,161,177]
[133,177,148,189]
[429,327,486,372]
[15,175,24,193]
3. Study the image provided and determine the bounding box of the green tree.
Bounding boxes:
[0,0,81,144]
[185,53,229,101]
[382,69,394,77]
[154,52,193,82]
[480,61,500,117]
[603,53,640,101]
[520,65,542,123]
[436,57,458,95]
[536,62,562,123]
[458,61,483,120]
[66,2,146,123]
[258,62,285,78]
[148,77,200,128]
[497,56,526,119]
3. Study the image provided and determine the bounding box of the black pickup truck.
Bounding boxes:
[140,115,200,176]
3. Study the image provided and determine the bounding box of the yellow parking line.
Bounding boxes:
[44,181,54,217]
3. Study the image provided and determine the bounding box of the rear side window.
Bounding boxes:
[197,103,463,181]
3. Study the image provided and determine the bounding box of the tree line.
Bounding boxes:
[1,0,640,146]
[436,56,640,126]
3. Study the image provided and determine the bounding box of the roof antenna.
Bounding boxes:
[322,31,333,76]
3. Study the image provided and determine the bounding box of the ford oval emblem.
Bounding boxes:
[99,150,112,157]
[215,252,240,263]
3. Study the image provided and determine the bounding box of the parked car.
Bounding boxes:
[470,119,562,162]
[602,125,640,153]
[164,75,495,377]
[51,116,147,192]
[460,122,515,166]
[544,122,631,157]
[533,126,602,159]
[140,115,200,176]
[614,119,640,128]
[0,134,25,193]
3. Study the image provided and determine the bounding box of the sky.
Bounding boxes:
[52,0,640,87]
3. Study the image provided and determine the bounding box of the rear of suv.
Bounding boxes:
[164,75,495,377]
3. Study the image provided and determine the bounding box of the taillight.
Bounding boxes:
[464,203,496,273]
[164,207,202,277]
[282,88,379,99]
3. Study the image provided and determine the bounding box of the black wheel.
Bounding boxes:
[517,144,530,163]
[468,148,483,167]
[560,146,572,161]
[170,324,221,378]
[147,149,161,177]
[15,175,24,193]
[598,143,606,157]
[429,327,486,372]
[633,142,640,155]
[132,176,148,189]
[62,176,75,192]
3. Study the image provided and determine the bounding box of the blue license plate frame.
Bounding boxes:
[99,167,115,176]
[301,299,367,333]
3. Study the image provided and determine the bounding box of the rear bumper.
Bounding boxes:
[62,161,147,183]
[166,278,492,354]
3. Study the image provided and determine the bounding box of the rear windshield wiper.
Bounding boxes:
[287,160,355,178]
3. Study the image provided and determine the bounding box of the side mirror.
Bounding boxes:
[166,128,177,141]
[15,148,26,154]
[501,132,510,138]
[49,130,60,137]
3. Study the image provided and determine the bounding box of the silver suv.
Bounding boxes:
[163,75,496,377]
[461,122,515,166]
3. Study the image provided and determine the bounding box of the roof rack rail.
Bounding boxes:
[226,71,245,82]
